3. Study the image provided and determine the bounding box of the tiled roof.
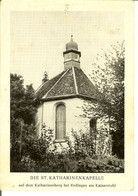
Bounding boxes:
[35,67,103,101]
[74,67,102,99]
[35,71,65,98]
[47,68,76,97]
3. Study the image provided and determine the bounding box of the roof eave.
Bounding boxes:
[40,94,98,102]
[63,50,81,57]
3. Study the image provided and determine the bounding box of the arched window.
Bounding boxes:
[90,118,97,136]
[55,103,66,140]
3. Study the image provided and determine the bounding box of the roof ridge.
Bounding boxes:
[74,67,103,100]
[76,67,97,88]
[43,68,70,98]
[72,67,78,94]
[81,69,101,92]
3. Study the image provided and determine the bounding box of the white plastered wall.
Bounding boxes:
[36,97,109,142]
[36,98,90,140]
[36,97,111,154]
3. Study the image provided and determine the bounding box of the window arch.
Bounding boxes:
[55,103,66,140]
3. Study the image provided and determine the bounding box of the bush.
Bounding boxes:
[10,125,124,173]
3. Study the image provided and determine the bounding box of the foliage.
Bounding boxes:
[10,74,37,124]
[83,41,125,158]
[11,125,124,173]
[70,130,95,158]
[10,73,38,171]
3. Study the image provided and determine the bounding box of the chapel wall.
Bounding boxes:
[36,98,112,155]
[37,98,89,140]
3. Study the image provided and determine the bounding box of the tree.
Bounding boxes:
[84,41,125,158]
[10,73,38,170]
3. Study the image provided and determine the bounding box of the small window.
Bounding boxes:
[65,53,71,61]
[55,103,66,140]
[90,118,97,136]
[72,53,79,60]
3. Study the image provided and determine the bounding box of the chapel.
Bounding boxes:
[35,36,110,151]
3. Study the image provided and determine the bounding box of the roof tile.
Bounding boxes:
[35,71,65,98]
[47,68,76,97]
[35,67,103,101]
[74,67,102,99]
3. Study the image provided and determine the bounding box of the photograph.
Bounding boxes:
[10,11,124,173]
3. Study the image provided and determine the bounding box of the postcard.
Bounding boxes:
[0,0,134,191]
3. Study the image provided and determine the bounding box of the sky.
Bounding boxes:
[10,11,124,90]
